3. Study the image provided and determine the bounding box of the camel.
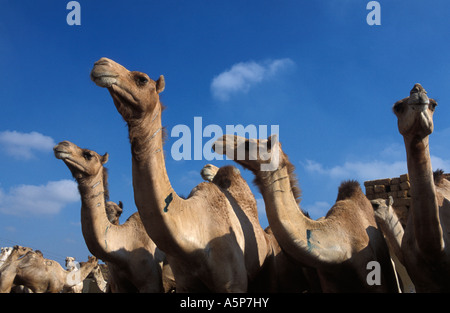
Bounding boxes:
[392,83,450,292]
[0,248,12,268]
[370,197,415,293]
[0,246,34,293]
[80,264,109,293]
[106,200,123,225]
[64,256,86,293]
[0,246,33,269]
[0,250,97,293]
[212,134,399,292]
[54,140,174,293]
[91,57,276,292]
[90,265,108,292]
[200,164,320,292]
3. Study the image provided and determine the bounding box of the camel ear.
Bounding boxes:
[156,75,165,94]
[388,196,394,206]
[118,201,123,209]
[101,153,109,164]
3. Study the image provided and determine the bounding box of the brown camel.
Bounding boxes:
[370,197,415,293]
[0,251,97,293]
[91,58,274,292]
[106,201,123,225]
[54,141,174,292]
[393,83,450,292]
[213,134,399,292]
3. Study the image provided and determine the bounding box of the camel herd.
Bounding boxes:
[1,58,449,293]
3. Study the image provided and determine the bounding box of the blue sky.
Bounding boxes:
[1,0,449,265]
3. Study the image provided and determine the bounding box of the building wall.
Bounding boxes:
[364,173,450,227]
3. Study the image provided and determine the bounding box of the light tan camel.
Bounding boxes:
[0,246,34,293]
[0,248,13,267]
[370,197,415,293]
[393,83,450,292]
[64,256,84,293]
[0,246,32,269]
[0,250,97,293]
[54,141,174,292]
[91,58,275,292]
[200,164,320,292]
[213,135,399,292]
[90,265,108,292]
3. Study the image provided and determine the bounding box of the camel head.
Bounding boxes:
[54,141,109,180]
[86,255,98,265]
[13,245,33,256]
[370,196,394,222]
[393,83,437,139]
[65,257,75,270]
[105,201,123,225]
[213,134,286,173]
[0,247,13,259]
[90,57,165,122]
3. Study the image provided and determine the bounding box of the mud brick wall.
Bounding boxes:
[365,174,410,227]
[364,172,450,227]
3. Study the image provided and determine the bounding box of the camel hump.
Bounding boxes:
[336,180,363,201]
[433,169,446,185]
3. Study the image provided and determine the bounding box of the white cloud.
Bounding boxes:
[211,58,295,101]
[0,180,79,216]
[304,159,407,182]
[430,155,450,172]
[0,130,56,160]
[304,154,449,183]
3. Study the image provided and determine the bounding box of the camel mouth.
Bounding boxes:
[54,150,71,160]
[53,145,71,160]
[90,60,119,88]
[91,72,118,88]
[54,147,87,173]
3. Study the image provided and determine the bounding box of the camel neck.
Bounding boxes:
[256,166,347,267]
[128,106,184,255]
[404,135,443,253]
[77,170,114,259]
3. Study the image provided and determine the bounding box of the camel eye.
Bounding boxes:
[83,151,93,160]
[136,76,148,86]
